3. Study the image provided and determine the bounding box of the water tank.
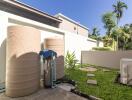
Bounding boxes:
[6,26,41,97]
[44,38,64,79]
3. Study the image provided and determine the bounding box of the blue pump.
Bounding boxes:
[39,50,57,59]
[39,49,57,88]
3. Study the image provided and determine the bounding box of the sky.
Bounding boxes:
[18,0,132,36]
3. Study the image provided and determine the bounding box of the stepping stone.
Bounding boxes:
[0,83,5,90]
[87,74,95,77]
[102,69,110,72]
[89,95,102,100]
[87,80,97,85]
[80,67,97,72]
[57,83,75,91]
[0,89,5,93]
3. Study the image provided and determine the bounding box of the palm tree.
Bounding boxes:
[102,12,116,50]
[113,0,127,50]
[89,27,100,40]
[113,0,128,25]
[89,27,102,47]
[102,12,116,36]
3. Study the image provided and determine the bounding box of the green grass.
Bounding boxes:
[65,66,132,100]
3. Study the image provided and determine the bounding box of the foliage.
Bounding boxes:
[109,24,132,50]
[89,27,102,41]
[102,35,114,47]
[102,12,116,35]
[101,0,128,51]
[65,51,78,69]
[92,47,112,51]
[125,42,132,50]
[66,66,132,100]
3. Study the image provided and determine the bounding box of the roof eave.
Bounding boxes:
[3,0,62,23]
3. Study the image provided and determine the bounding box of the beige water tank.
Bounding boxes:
[6,26,41,97]
[45,38,64,79]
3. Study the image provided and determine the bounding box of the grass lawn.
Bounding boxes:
[65,66,132,100]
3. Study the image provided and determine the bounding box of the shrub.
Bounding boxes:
[65,51,78,69]
[92,47,112,51]
[125,42,132,50]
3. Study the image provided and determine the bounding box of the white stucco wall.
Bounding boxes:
[0,14,8,83]
[65,32,98,61]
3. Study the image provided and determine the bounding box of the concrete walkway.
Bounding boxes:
[0,88,87,100]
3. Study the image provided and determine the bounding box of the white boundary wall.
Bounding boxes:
[82,51,132,69]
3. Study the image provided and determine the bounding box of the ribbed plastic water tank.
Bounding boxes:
[45,38,64,79]
[6,26,41,97]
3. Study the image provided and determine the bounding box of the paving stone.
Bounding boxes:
[87,80,97,85]
[87,74,95,77]
[57,83,75,91]
[0,88,87,100]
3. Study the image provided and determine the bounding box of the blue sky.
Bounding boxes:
[18,0,132,36]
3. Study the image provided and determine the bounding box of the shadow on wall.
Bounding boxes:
[0,39,6,83]
[40,55,64,80]
[56,56,64,79]
[6,52,40,97]
[41,43,44,50]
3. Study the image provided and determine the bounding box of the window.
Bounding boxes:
[74,27,76,30]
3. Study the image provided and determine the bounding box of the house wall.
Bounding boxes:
[81,51,132,69]
[58,17,88,37]
[0,10,102,84]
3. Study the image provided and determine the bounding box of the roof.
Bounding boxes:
[55,13,89,30]
[0,0,62,27]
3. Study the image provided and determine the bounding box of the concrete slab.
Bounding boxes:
[87,80,97,85]
[57,83,75,92]
[0,88,87,100]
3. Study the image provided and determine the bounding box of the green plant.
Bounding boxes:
[92,47,112,51]
[65,51,78,69]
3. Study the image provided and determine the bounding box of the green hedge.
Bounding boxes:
[92,47,112,51]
